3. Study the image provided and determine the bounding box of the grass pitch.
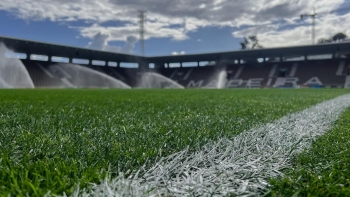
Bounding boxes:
[0,89,348,196]
[270,105,350,196]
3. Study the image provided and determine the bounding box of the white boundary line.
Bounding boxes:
[70,94,350,197]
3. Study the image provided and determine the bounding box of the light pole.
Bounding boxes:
[138,10,146,56]
[300,9,317,44]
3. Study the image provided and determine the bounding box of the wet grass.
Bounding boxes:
[270,104,350,196]
[0,89,348,196]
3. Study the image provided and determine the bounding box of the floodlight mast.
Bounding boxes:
[300,9,317,44]
[138,10,147,56]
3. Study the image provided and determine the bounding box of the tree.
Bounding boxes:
[240,35,263,50]
[318,32,348,44]
[332,33,347,42]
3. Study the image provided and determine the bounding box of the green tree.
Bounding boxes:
[240,35,263,50]
[318,32,348,44]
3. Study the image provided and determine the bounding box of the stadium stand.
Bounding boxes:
[20,59,349,89]
[23,60,66,88]
[234,63,274,87]
[1,36,350,89]
[295,60,346,87]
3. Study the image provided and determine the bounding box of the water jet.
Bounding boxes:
[0,43,34,88]
[48,63,131,89]
[138,72,184,89]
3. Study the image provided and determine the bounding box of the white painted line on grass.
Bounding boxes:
[70,94,350,197]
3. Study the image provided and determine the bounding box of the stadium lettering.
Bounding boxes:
[206,80,219,88]
[186,77,330,88]
[345,76,350,88]
[246,78,264,88]
[304,77,323,86]
[188,79,265,88]
[187,80,204,88]
[226,79,243,88]
[273,77,299,87]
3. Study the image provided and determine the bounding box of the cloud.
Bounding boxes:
[87,32,138,53]
[0,0,348,47]
[233,11,350,48]
[75,23,188,42]
[1,1,344,29]
[123,36,138,53]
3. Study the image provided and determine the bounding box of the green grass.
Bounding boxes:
[270,103,350,197]
[0,89,348,196]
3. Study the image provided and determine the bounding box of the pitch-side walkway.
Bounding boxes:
[69,94,350,197]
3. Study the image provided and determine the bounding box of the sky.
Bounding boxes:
[0,0,349,56]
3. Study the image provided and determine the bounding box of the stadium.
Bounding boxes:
[1,34,350,196]
[1,1,350,197]
[1,36,350,89]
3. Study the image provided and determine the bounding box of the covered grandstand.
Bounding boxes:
[1,35,350,88]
